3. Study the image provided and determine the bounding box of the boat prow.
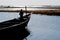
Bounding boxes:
[0,13,31,40]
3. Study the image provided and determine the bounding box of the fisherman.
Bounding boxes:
[19,9,24,19]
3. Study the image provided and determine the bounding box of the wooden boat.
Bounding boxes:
[0,13,31,40]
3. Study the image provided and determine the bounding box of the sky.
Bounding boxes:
[0,0,60,6]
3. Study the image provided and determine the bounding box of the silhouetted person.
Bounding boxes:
[19,9,23,19]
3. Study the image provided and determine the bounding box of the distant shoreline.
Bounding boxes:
[0,5,60,9]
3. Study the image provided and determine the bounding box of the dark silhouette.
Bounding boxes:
[19,9,24,19]
[0,12,31,40]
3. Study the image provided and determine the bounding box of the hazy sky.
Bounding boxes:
[0,0,60,6]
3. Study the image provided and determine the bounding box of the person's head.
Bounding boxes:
[21,9,22,11]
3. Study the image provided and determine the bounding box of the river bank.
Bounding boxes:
[0,10,60,16]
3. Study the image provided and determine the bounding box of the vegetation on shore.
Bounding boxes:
[0,10,60,16]
[31,10,60,16]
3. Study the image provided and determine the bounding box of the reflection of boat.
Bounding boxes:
[0,13,31,40]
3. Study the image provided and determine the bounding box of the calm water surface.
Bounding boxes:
[27,14,60,40]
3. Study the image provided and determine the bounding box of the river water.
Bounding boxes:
[0,8,60,40]
[27,14,60,40]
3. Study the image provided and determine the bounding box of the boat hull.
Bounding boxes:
[0,14,31,40]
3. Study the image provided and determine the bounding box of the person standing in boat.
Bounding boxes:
[19,9,24,19]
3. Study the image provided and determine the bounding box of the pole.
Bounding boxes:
[25,6,27,15]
